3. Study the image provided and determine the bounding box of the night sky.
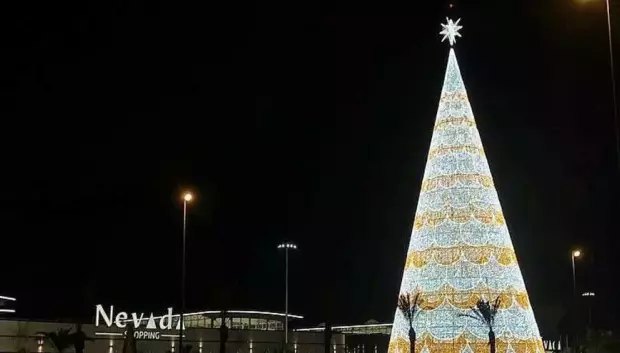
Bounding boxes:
[1,0,619,333]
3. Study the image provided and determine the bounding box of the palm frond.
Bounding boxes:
[398,292,425,324]
[411,293,424,318]
[463,298,502,330]
[491,297,501,315]
[397,293,413,322]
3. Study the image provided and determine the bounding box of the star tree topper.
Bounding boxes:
[440,17,462,46]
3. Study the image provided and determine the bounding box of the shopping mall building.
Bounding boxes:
[0,303,561,353]
[0,305,343,353]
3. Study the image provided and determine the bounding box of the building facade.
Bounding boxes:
[0,309,344,353]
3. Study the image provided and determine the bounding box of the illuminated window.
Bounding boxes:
[232,318,244,329]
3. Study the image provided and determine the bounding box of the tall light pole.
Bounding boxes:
[578,0,620,171]
[604,0,620,172]
[277,241,297,351]
[581,292,595,327]
[571,250,581,352]
[571,250,580,296]
[180,192,193,353]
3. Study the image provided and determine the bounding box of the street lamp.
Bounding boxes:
[571,250,581,352]
[571,250,581,296]
[277,241,298,350]
[603,0,620,171]
[577,0,620,171]
[582,292,596,327]
[179,192,193,352]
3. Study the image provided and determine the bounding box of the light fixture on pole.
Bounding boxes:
[571,250,581,351]
[277,241,298,351]
[180,192,193,353]
[571,250,581,295]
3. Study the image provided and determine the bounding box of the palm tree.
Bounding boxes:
[70,324,93,353]
[123,324,137,353]
[397,292,423,353]
[219,311,228,353]
[39,328,73,353]
[460,297,501,353]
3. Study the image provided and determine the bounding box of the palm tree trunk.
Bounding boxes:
[408,327,416,353]
[488,329,496,353]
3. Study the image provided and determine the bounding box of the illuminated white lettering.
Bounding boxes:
[115,312,128,328]
[146,315,157,329]
[95,305,176,334]
[131,331,161,340]
[131,312,144,328]
[95,305,114,327]
[159,308,173,330]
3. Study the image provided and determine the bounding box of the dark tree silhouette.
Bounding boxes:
[39,329,73,353]
[123,324,137,353]
[397,292,423,353]
[460,298,502,353]
[324,322,332,353]
[70,324,93,353]
[219,311,229,353]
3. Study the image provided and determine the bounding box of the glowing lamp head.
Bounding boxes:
[183,193,193,202]
[572,250,581,258]
[278,242,298,250]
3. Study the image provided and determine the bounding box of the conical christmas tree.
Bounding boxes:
[388,19,544,353]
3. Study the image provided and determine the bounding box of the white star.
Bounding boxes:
[439,17,462,46]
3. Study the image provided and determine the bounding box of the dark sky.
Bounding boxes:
[1,0,618,332]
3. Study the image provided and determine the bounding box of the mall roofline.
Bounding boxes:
[295,323,392,332]
[119,309,303,322]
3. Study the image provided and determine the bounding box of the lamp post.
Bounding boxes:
[571,250,580,296]
[277,241,297,351]
[180,192,193,353]
[577,0,620,171]
[604,0,620,172]
[581,292,595,327]
[571,250,581,352]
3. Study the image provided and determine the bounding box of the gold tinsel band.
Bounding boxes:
[428,145,485,159]
[434,117,476,131]
[413,205,505,230]
[402,284,532,310]
[420,174,494,192]
[388,334,544,353]
[405,244,517,268]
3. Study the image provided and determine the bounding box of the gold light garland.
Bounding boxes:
[405,244,517,268]
[413,205,505,230]
[434,117,476,131]
[388,335,544,353]
[428,145,486,159]
[420,174,494,192]
[410,284,532,310]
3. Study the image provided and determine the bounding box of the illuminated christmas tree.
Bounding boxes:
[388,19,545,353]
